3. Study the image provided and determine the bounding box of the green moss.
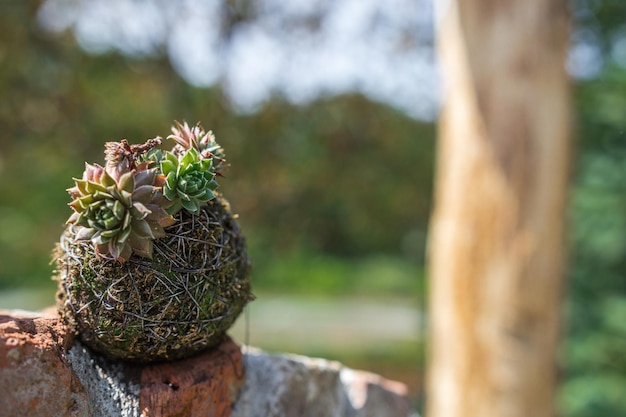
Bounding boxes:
[53,196,252,362]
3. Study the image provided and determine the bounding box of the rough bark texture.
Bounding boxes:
[428,1,570,417]
[0,310,412,417]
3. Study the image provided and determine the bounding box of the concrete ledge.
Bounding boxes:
[0,310,412,417]
[233,348,412,417]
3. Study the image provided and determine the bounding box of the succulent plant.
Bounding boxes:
[161,147,219,215]
[168,121,226,171]
[104,137,163,178]
[66,162,174,261]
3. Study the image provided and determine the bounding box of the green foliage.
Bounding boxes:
[225,96,434,259]
[251,250,424,296]
[563,162,626,416]
[161,148,219,215]
[563,6,626,412]
[561,62,626,416]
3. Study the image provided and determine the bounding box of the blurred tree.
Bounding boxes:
[428,1,570,416]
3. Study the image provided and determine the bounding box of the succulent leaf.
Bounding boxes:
[167,121,226,173]
[104,138,162,181]
[160,148,219,215]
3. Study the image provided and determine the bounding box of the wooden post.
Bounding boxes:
[427,1,570,417]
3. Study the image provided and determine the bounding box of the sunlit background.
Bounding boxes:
[0,1,625,415]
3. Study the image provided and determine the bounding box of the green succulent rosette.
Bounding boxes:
[66,162,174,261]
[161,147,219,215]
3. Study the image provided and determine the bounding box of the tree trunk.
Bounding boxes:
[426,1,570,417]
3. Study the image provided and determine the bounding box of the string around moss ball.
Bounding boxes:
[55,196,252,362]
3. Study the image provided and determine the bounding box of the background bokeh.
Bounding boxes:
[0,1,624,416]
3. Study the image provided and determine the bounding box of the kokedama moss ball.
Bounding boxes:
[54,123,252,362]
[54,196,252,362]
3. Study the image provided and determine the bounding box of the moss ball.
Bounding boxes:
[54,196,252,363]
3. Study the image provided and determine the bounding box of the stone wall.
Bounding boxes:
[0,310,414,417]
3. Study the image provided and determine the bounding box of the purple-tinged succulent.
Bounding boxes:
[104,137,163,179]
[168,121,226,171]
[67,161,174,262]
